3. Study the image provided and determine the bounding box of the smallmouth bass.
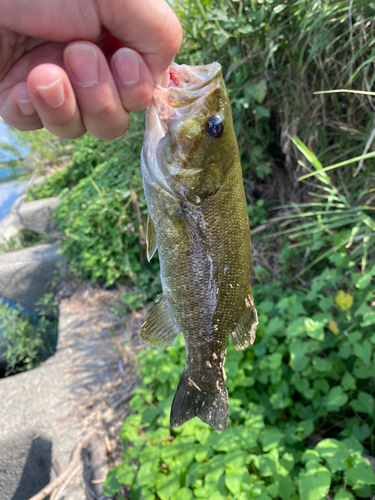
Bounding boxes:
[140,62,258,431]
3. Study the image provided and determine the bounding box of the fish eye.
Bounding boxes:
[205,115,224,139]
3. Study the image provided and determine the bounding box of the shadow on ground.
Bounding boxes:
[11,437,52,500]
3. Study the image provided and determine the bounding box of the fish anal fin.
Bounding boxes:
[140,295,179,348]
[231,286,258,350]
[170,366,228,431]
[146,215,157,262]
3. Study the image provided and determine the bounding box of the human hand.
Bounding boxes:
[0,0,182,140]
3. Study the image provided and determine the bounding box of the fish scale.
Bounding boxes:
[140,62,258,431]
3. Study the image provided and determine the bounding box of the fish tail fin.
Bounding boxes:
[170,366,228,431]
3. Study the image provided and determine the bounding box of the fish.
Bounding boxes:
[140,62,258,431]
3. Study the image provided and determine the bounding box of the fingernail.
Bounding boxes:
[17,99,36,116]
[113,48,140,85]
[36,77,66,108]
[67,44,98,87]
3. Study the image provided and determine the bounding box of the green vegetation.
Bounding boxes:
[103,252,375,499]
[5,0,374,496]
[0,293,58,375]
[175,0,375,190]
[27,116,161,290]
[0,229,47,254]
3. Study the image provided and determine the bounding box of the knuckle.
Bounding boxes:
[90,97,119,122]
[125,85,153,113]
[1,112,42,131]
[43,116,86,140]
[92,121,129,141]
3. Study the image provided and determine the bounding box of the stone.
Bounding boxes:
[0,244,62,310]
[18,197,61,235]
[0,194,27,241]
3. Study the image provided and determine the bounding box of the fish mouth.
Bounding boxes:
[158,62,222,93]
[145,62,222,147]
[143,63,222,196]
[154,62,222,108]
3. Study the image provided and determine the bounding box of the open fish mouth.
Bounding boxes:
[145,62,222,149]
[154,62,222,109]
[143,62,224,198]
[158,62,221,92]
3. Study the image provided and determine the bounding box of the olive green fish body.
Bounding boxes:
[140,63,257,431]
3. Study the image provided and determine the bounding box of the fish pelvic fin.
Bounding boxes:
[140,295,179,348]
[231,286,258,351]
[170,365,228,432]
[146,215,157,261]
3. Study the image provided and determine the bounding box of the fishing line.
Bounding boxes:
[227,414,235,453]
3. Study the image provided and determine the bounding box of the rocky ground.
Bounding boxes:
[0,285,145,500]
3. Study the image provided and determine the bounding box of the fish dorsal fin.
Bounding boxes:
[140,295,180,348]
[231,286,258,350]
[146,215,157,262]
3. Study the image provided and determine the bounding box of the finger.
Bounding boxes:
[98,0,183,84]
[1,0,182,86]
[64,42,130,140]
[110,47,154,113]
[26,63,86,139]
[0,82,43,131]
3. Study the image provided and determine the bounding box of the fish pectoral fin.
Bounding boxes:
[231,286,258,350]
[146,215,157,262]
[140,295,179,348]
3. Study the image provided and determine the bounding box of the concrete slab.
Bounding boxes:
[0,287,140,500]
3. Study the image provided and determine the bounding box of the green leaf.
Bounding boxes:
[194,444,213,463]
[304,318,324,341]
[333,489,354,500]
[322,386,348,410]
[277,475,293,500]
[290,339,310,371]
[315,439,350,473]
[137,461,159,487]
[341,372,356,391]
[342,436,364,453]
[259,428,284,452]
[116,464,135,485]
[360,310,375,327]
[155,472,180,500]
[298,462,331,500]
[254,105,270,119]
[185,462,209,487]
[349,391,375,415]
[225,449,248,469]
[205,467,224,486]
[225,468,247,495]
[354,273,373,289]
[174,487,193,500]
[291,137,329,184]
[353,358,375,378]
[313,357,333,373]
[232,425,260,451]
[345,460,375,486]
[251,80,267,103]
[353,340,372,364]
[103,467,121,497]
